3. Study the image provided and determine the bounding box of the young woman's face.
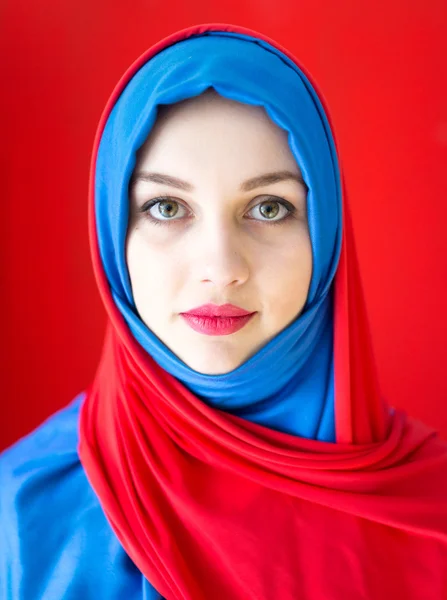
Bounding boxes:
[126,91,312,374]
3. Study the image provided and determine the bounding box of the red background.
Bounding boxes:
[1,1,447,451]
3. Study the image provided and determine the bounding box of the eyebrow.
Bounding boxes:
[130,170,306,192]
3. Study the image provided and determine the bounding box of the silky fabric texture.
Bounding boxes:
[80,23,446,600]
[1,395,162,599]
[95,31,342,441]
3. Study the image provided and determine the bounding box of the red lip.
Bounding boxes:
[180,304,257,336]
[182,303,254,318]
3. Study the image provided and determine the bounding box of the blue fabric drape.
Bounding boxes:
[95,32,342,441]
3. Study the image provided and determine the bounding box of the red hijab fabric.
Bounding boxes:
[79,23,447,599]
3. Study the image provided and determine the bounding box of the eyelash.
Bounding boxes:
[138,195,298,227]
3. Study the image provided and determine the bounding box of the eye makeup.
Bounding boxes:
[137,195,301,228]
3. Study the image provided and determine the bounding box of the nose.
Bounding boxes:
[193,219,250,289]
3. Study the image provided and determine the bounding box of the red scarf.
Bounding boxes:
[79,24,447,600]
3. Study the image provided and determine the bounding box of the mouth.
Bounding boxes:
[180,303,257,336]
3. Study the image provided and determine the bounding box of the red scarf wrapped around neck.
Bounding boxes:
[79,23,447,600]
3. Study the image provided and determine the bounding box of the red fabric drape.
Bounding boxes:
[79,24,447,600]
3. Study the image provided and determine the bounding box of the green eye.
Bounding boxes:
[259,201,280,219]
[158,200,179,218]
[247,197,293,222]
[143,197,187,222]
[141,195,296,226]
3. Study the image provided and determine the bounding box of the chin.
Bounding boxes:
[187,359,243,376]
[180,349,248,375]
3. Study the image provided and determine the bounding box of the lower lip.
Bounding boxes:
[180,313,256,336]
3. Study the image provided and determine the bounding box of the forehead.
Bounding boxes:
[134,91,301,180]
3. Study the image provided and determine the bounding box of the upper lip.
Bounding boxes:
[181,303,255,317]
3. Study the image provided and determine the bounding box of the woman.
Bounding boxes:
[2,23,447,600]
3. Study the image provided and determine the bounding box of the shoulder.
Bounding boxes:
[1,393,83,479]
[1,394,87,539]
[0,395,157,600]
[1,394,85,529]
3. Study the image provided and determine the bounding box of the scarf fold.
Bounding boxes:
[79,23,447,600]
[94,29,344,441]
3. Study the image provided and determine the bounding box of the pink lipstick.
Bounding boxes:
[180,303,256,336]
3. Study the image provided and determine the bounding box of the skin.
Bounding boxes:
[126,89,312,375]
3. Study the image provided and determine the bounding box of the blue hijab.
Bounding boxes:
[95,31,342,442]
[1,29,343,600]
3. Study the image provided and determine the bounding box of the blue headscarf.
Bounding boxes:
[95,31,342,442]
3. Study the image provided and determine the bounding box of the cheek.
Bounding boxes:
[126,229,182,310]
[257,230,312,316]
